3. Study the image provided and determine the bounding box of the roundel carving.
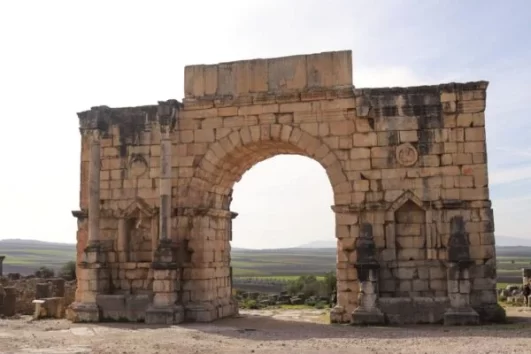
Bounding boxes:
[129,154,148,178]
[396,143,418,167]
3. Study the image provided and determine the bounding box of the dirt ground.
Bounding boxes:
[1,307,531,354]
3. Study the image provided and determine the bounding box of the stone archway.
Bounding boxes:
[69,50,505,326]
[180,125,353,322]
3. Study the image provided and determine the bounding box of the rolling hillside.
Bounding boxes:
[0,238,529,284]
[0,239,76,274]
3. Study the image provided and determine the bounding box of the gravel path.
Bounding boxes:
[1,308,530,354]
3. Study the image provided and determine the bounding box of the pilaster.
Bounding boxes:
[145,100,184,325]
[443,216,479,325]
[68,128,108,323]
[351,223,385,325]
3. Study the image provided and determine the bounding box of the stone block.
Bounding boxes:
[429,266,446,280]
[412,279,429,292]
[458,100,485,114]
[268,54,307,91]
[351,307,385,325]
[153,292,178,307]
[36,283,51,299]
[97,294,126,321]
[353,132,377,147]
[443,307,479,326]
[41,297,65,319]
[448,280,459,294]
[430,280,446,291]
[379,297,449,324]
[67,302,100,323]
[184,65,205,98]
[185,303,217,322]
[145,305,184,325]
[2,287,16,317]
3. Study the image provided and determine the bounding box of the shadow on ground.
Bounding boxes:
[64,310,531,342]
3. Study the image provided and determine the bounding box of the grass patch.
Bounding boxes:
[277,304,316,310]
[234,275,326,281]
[497,282,520,289]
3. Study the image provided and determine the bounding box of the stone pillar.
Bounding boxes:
[227,211,239,316]
[330,206,358,324]
[159,125,172,242]
[67,127,109,323]
[36,283,51,299]
[88,129,101,245]
[351,223,385,325]
[522,268,531,285]
[2,287,16,317]
[521,268,531,308]
[443,216,479,325]
[50,278,65,297]
[0,285,5,315]
[145,100,184,325]
[0,256,5,276]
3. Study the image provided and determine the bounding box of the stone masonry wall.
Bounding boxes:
[0,277,76,315]
[73,50,502,324]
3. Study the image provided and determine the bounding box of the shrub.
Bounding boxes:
[286,271,337,299]
[60,261,77,281]
[35,266,55,279]
[240,299,260,309]
[315,301,326,309]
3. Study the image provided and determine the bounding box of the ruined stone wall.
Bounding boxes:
[76,106,162,295]
[0,277,75,315]
[73,50,501,324]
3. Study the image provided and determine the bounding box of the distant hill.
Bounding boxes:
[495,236,531,247]
[296,240,336,248]
[2,236,531,277]
[295,236,531,249]
[0,239,75,275]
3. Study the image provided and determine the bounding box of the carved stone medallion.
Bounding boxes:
[396,143,418,167]
[129,154,148,178]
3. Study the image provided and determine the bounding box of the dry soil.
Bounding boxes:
[1,307,531,354]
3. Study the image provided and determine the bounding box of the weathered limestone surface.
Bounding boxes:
[70,50,505,325]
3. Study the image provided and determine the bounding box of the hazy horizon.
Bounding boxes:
[0,1,530,249]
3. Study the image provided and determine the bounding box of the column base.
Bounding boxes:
[330,305,349,324]
[228,297,239,317]
[474,303,506,323]
[145,305,184,325]
[82,242,107,264]
[351,307,385,325]
[66,302,100,323]
[443,307,480,326]
[185,303,217,322]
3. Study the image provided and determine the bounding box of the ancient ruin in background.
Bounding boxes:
[69,50,505,325]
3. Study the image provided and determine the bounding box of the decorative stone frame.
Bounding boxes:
[117,197,159,263]
[385,190,438,262]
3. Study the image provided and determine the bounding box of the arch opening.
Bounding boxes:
[229,153,337,308]
[189,130,346,314]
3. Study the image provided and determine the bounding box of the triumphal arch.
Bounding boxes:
[69,50,505,325]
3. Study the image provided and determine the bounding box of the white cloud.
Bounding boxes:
[355,67,428,88]
[0,0,528,247]
[489,165,531,185]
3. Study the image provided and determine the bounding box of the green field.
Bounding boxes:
[0,239,528,288]
[231,248,335,277]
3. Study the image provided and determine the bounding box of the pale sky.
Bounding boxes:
[0,0,529,249]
